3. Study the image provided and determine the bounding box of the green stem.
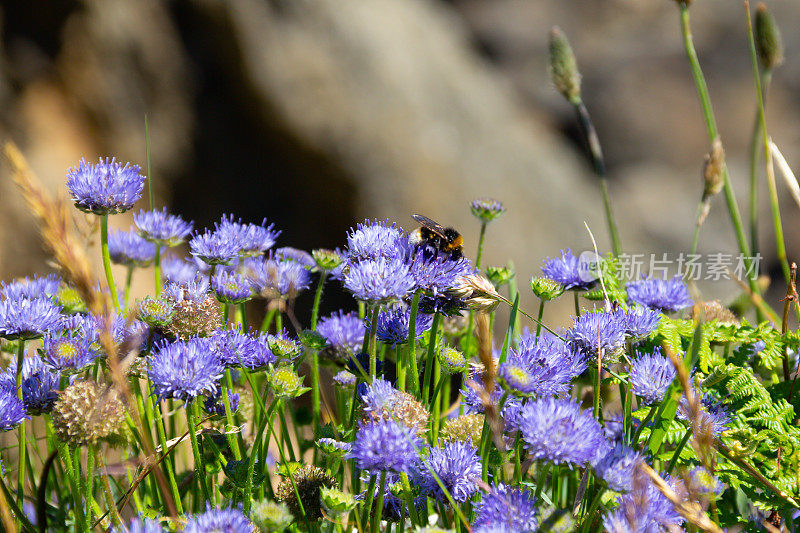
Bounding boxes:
[372,471,388,533]
[186,399,211,504]
[100,215,121,312]
[665,428,693,476]
[475,222,487,269]
[421,313,442,402]
[260,306,276,334]
[153,398,183,514]
[535,299,545,337]
[123,266,134,310]
[406,291,422,396]
[367,304,380,378]
[221,371,242,460]
[311,350,321,439]
[310,271,328,330]
[83,443,95,530]
[580,483,606,533]
[629,403,658,447]
[154,246,162,297]
[679,4,759,298]
[14,341,26,512]
[748,72,770,257]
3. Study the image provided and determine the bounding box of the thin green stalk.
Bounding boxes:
[579,483,606,533]
[475,222,487,269]
[629,403,658,448]
[311,349,321,438]
[97,449,123,528]
[154,246,162,297]
[421,313,442,402]
[123,266,134,309]
[83,444,95,530]
[748,72,771,257]
[744,3,792,288]
[310,271,328,329]
[186,399,211,504]
[406,291,422,396]
[678,3,759,298]
[14,341,26,512]
[100,214,121,312]
[260,307,276,334]
[535,299,545,336]
[153,399,183,514]
[372,471,388,533]
[278,403,297,462]
[360,474,378,529]
[367,304,380,378]
[665,428,693,476]
[221,370,242,460]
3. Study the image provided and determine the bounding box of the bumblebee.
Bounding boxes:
[409,214,463,259]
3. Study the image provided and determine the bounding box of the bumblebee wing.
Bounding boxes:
[411,214,447,238]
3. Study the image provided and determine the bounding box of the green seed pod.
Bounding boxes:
[702,138,725,199]
[251,500,293,533]
[268,336,304,361]
[298,329,329,351]
[137,297,176,328]
[276,464,337,521]
[320,487,357,514]
[548,27,582,105]
[268,366,310,399]
[530,277,565,301]
[437,347,467,375]
[755,3,784,70]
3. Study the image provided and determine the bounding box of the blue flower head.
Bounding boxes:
[184,504,254,533]
[113,517,164,533]
[409,248,474,296]
[211,270,253,304]
[161,256,206,285]
[629,347,675,405]
[215,215,280,257]
[603,469,684,531]
[210,327,276,369]
[594,443,641,493]
[368,305,433,346]
[415,441,481,503]
[0,386,28,431]
[678,390,731,437]
[498,333,586,398]
[203,390,240,416]
[248,255,312,298]
[348,419,422,473]
[67,158,145,215]
[108,229,157,267]
[517,397,607,468]
[542,249,595,290]
[275,247,315,268]
[163,278,210,305]
[566,308,627,364]
[344,257,415,303]
[623,306,662,340]
[42,330,98,372]
[1,274,61,301]
[626,275,692,313]
[317,310,365,357]
[0,353,60,415]
[190,231,240,266]
[473,483,538,533]
[346,219,409,262]
[148,338,224,401]
[134,208,194,247]
[0,296,62,340]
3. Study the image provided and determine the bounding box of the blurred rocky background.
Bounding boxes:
[1,0,799,324]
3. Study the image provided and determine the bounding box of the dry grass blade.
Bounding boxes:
[639,463,722,533]
[3,141,107,315]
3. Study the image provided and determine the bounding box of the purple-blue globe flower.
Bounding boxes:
[211,270,253,304]
[678,390,731,437]
[517,397,607,468]
[415,441,482,503]
[368,305,433,346]
[203,390,240,416]
[594,443,641,493]
[0,386,29,431]
[247,255,312,298]
[209,327,276,369]
[190,231,240,266]
[113,517,164,533]
[622,306,662,340]
[215,215,280,257]
[148,338,224,401]
[317,311,365,355]
[67,158,146,215]
[348,419,422,473]
[0,296,62,340]
[542,249,595,290]
[134,208,194,247]
[161,256,207,285]
[1,274,61,301]
[275,247,315,268]
[163,278,210,305]
[0,353,60,415]
[473,483,538,533]
[408,247,474,296]
[566,309,627,363]
[184,504,254,533]
[498,332,586,398]
[629,348,675,405]
[626,275,692,313]
[108,229,157,267]
[346,219,409,262]
[343,257,415,303]
[603,469,684,532]
[41,330,98,372]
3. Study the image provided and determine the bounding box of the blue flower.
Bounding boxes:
[275,247,315,268]
[0,353,60,415]
[163,278,210,305]
[344,257,415,302]
[41,330,98,372]
[148,338,224,401]
[346,219,409,262]
[317,310,365,355]
[368,305,433,346]
[248,255,312,298]
[0,386,28,430]
[215,215,280,257]
[161,256,206,284]
[211,270,252,304]
[203,390,240,416]
[542,249,594,290]
[408,248,474,296]
[626,275,692,313]
[603,469,684,532]
[348,419,422,473]
[190,231,240,266]
[566,309,627,363]
[359,377,397,415]
[498,333,586,398]
[622,306,662,340]
[210,328,276,369]
[678,390,731,437]
[134,208,194,247]
[67,158,146,215]
[184,505,254,533]
[108,229,157,267]
[415,441,481,503]
[0,296,62,340]
[113,517,164,533]
[1,274,61,301]
[473,483,538,533]
[470,198,506,223]
[594,443,641,493]
[317,437,352,456]
[629,348,675,405]
[333,371,357,388]
[517,397,607,468]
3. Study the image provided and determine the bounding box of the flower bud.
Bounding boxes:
[548,27,582,105]
[268,366,310,399]
[470,198,505,223]
[267,335,303,361]
[530,276,565,301]
[137,297,176,328]
[755,3,784,70]
[312,249,344,271]
[298,329,329,351]
[251,500,293,533]
[56,286,85,314]
[320,487,357,514]
[276,464,337,520]
[440,413,484,448]
[485,266,514,287]
[437,347,467,375]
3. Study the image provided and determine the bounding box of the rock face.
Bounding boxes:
[1,0,797,308]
